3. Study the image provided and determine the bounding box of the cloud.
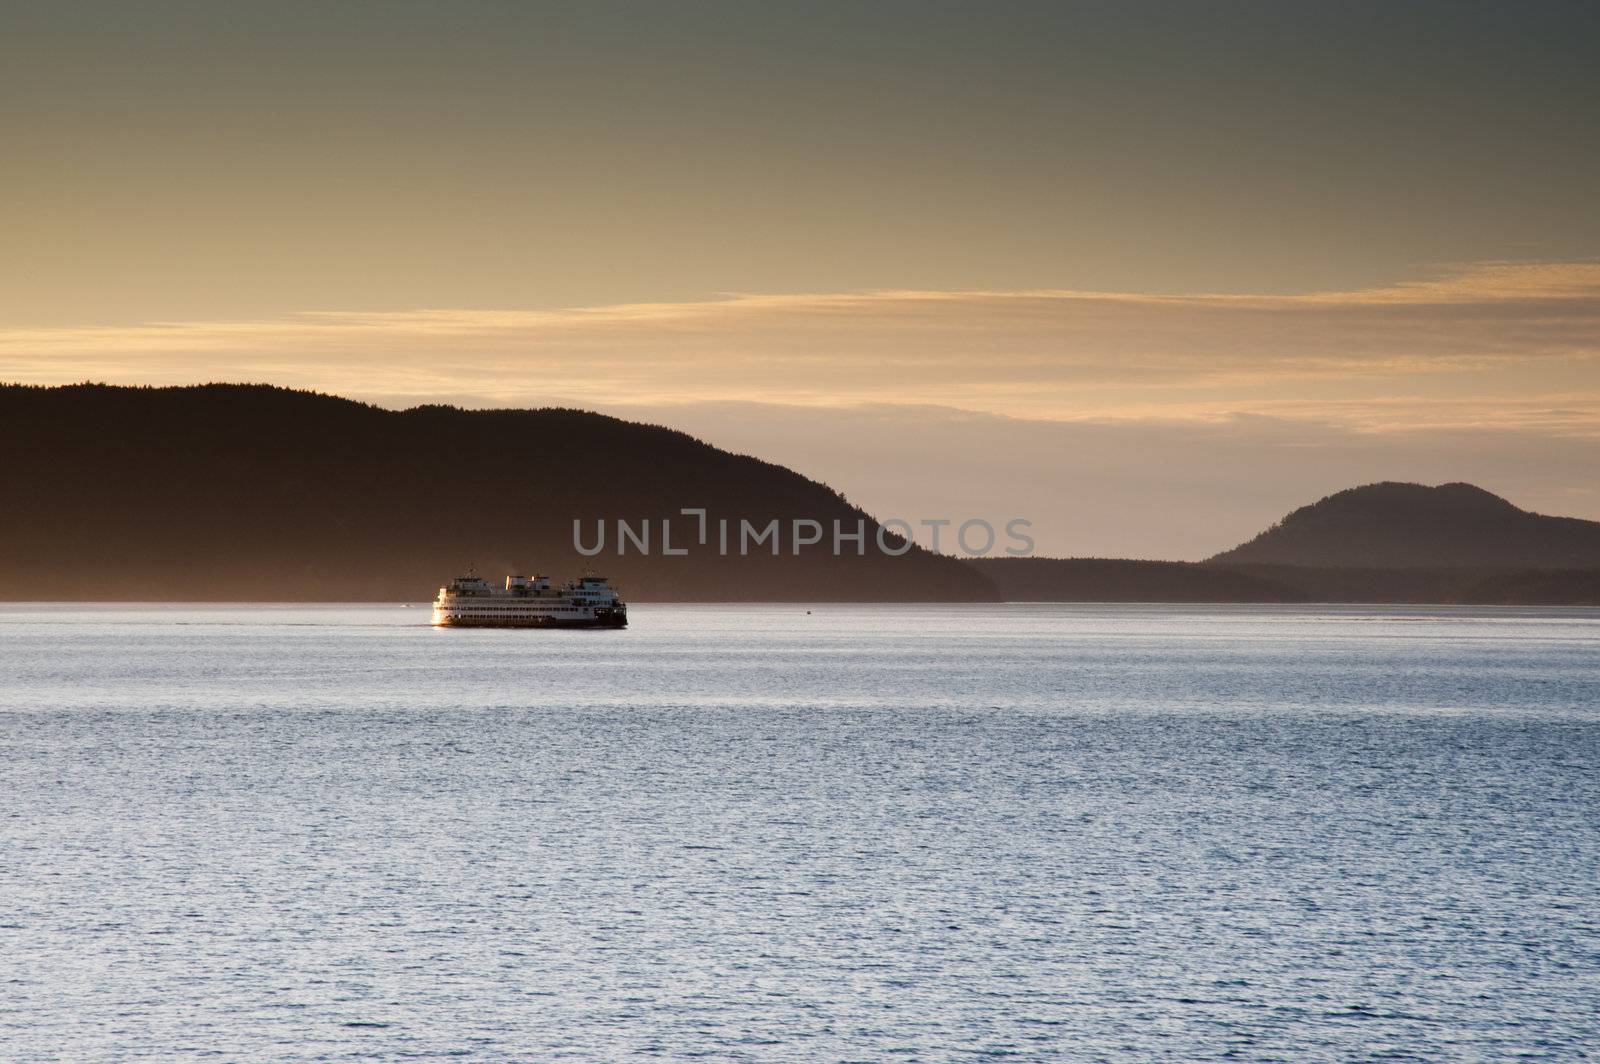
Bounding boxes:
[3,261,1599,430]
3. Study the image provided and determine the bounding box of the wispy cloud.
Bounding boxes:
[4,261,1599,430]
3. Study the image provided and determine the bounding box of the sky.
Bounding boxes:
[5,1,1599,557]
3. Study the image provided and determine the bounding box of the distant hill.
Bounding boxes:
[1208,564,1600,606]
[967,558,1600,607]
[968,482,1600,606]
[966,558,1308,603]
[5,389,1596,606]
[1456,568,1600,606]
[0,384,995,602]
[1209,482,1600,569]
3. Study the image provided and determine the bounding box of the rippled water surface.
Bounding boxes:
[3,603,1599,1061]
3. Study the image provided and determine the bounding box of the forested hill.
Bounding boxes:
[0,384,996,602]
[1209,481,1600,569]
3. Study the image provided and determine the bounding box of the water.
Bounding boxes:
[2,603,1598,1061]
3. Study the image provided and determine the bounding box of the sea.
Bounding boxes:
[2,603,1598,1061]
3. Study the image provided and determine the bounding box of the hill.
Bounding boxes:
[966,558,1308,603]
[967,558,1600,606]
[967,482,1600,605]
[1208,482,1600,569]
[0,384,996,602]
[1208,564,1600,606]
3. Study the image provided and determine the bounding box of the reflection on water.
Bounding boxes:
[3,604,1598,1060]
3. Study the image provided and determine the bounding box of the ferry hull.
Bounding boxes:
[432,614,627,629]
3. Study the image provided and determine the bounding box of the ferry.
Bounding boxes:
[432,571,628,629]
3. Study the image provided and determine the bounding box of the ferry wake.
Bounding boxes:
[432,571,628,629]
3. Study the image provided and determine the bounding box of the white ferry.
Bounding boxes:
[432,571,628,629]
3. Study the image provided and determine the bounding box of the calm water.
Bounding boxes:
[2,603,1598,1061]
